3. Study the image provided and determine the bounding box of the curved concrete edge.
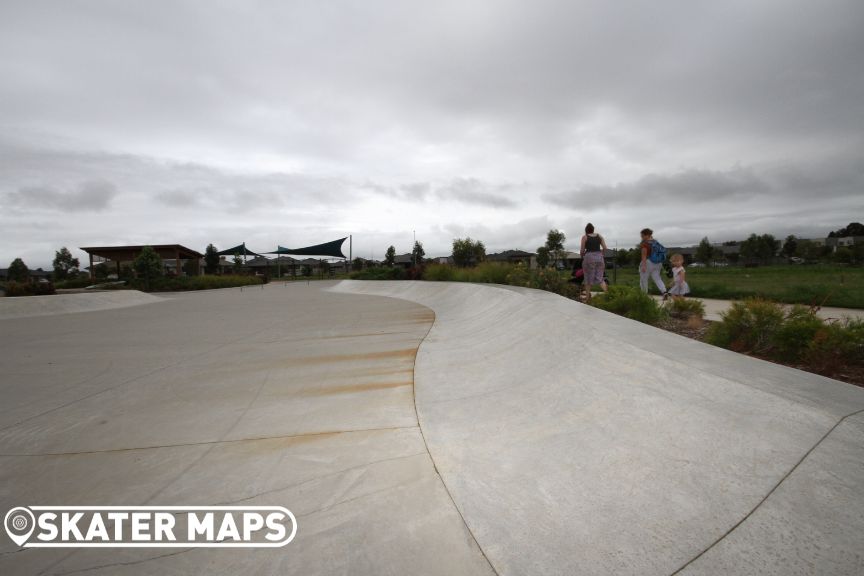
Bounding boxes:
[330,280,864,576]
[0,290,164,319]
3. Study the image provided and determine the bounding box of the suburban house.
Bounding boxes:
[394,254,415,269]
[486,250,536,268]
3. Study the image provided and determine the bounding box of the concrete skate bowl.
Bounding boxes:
[331,280,864,576]
[0,290,163,319]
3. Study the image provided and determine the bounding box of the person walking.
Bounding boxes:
[580,223,608,301]
[639,228,667,296]
[667,253,690,300]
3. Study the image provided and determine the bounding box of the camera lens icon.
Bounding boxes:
[4,507,35,547]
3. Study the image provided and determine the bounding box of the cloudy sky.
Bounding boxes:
[1,0,862,268]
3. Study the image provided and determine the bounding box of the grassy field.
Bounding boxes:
[610,265,864,309]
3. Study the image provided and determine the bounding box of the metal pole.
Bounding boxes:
[413,230,416,268]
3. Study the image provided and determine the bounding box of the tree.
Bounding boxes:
[133,246,163,289]
[545,229,566,268]
[7,258,29,283]
[204,244,220,274]
[615,248,630,267]
[352,257,365,271]
[828,222,864,238]
[781,235,798,258]
[412,241,425,267]
[740,233,779,265]
[52,247,80,280]
[384,246,396,267]
[758,234,780,263]
[695,237,714,264]
[452,237,485,267]
[536,246,550,268]
[232,253,243,274]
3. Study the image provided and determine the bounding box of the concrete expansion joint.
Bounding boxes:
[0,425,422,457]
[669,406,864,575]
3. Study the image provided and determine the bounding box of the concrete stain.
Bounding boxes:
[291,348,418,365]
[299,381,413,396]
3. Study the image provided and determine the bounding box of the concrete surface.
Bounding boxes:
[331,281,864,576]
[0,283,492,575]
[2,280,863,575]
[0,290,163,319]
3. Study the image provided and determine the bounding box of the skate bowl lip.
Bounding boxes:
[0,289,164,319]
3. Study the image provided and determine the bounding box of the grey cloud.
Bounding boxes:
[399,182,432,200]
[434,178,517,208]
[2,180,117,212]
[155,189,203,208]
[436,215,554,253]
[545,158,864,211]
[359,178,518,208]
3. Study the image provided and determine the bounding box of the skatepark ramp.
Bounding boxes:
[0,290,163,319]
[331,280,864,575]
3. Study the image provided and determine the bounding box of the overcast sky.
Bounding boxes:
[2,0,862,268]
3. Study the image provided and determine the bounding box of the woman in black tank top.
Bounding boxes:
[579,223,609,301]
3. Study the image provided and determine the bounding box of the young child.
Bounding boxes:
[666,253,690,300]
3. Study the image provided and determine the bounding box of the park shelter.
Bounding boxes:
[80,245,203,279]
[268,237,348,259]
[216,243,261,261]
[267,237,350,277]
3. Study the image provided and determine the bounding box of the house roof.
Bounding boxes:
[487,250,535,260]
[81,244,204,260]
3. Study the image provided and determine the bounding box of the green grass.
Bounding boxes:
[611,265,864,309]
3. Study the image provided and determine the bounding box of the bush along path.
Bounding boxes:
[590,288,863,386]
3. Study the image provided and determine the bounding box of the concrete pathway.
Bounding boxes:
[648,294,864,322]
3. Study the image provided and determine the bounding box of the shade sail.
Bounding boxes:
[267,237,347,258]
[216,243,261,257]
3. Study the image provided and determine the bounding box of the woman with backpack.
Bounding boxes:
[639,228,668,296]
[580,223,608,302]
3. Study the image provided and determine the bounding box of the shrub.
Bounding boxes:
[590,286,667,325]
[505,263,533,288]
[805,319,864,375]
[55,277,98,289]
[666,298,705,320]
[2,281,56,297]
[772,306,824,361]
[423,263,456,281]
[349,267,405,280]
[706,298,784,354]
[462,262,513,284]
[126,275,263,292]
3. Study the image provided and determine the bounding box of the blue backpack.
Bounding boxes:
[649,240,667,264]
